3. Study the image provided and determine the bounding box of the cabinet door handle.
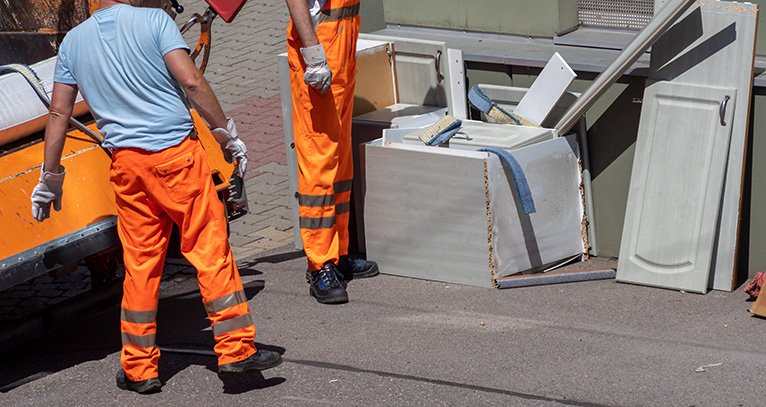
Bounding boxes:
[720,95,730,126]
[435,50,445,83]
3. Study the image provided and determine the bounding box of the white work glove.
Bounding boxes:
[31,164,66,222]
[211,117,248,178]
[301,44,332,94]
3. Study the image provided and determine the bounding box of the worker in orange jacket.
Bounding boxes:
[285,0,379,304]
[30,0,281,394]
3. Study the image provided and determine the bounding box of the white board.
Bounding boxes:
[513,52,576,126]
[640,1,759,291]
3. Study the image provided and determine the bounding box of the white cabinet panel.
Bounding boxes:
[617,81,736,293]
[648,1,758,291]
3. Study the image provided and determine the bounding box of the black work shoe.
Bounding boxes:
[116,370,162,394]
[308,261,349,304]
[336,255,379,280]
[218,349,283,374]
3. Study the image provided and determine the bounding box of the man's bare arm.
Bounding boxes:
[285,0,319,47]
[163,48,227,130]
[44,82,78,173]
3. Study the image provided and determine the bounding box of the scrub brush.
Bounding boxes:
[467,85,540,127]
[417,115,462,146]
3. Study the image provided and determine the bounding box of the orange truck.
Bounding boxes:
[0,0,248,291]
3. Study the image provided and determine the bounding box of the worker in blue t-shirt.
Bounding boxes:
[30,0,281,394]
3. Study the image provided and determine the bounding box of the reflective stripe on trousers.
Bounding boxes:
[111,135,256,381]
[288,0,360,271]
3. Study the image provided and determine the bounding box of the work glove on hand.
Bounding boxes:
[31,164,66,222]
[211,117,248,178]
[301,44,332,94]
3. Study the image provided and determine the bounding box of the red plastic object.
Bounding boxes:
[204,0,247,23]
[745,272,764,301]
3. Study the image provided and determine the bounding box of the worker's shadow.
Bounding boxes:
[154,273,287,393]
[156,343,287,394]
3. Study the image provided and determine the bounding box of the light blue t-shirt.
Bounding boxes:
[54,4,193,151]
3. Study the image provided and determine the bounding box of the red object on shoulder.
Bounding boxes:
[745,272,765,301]
[205,0,247,23]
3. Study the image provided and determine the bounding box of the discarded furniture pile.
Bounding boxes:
[280,0,766,314]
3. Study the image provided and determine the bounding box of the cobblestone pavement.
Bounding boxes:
[0,0,296,322]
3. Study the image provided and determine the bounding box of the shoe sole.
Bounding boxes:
[340,264,379,281]
[116,377,162,394]
[351,267,379,279]
[218,357,283,374]
[309,287,349,304]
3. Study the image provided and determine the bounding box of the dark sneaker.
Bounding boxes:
[218,349,283,374]
[308,261,349,304]
[336,255,379,280]
[116,370,161,394]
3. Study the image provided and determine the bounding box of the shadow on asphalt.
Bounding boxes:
[220,369,287,394]
[0,264,282,393]
[237,249,306,274]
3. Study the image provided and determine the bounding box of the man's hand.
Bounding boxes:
[301,44,332,93]
[31,165,66,222]
[211,117,248,178]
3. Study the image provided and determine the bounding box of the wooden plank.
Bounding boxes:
[616,81,736,293]
[513,52,576,126]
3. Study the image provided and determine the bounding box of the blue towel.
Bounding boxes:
[479,147,536,215]
[468,86,521,125]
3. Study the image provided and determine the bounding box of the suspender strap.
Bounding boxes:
[316,2,360,24]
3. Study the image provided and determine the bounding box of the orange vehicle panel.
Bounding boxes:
[0,111,234,261]
[0,126,115,260]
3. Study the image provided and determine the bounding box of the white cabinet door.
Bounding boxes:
[616,81,736,293]
[358,33,452,114]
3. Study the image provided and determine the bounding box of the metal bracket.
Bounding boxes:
[180,7,218,75]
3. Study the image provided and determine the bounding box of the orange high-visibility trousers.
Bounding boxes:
[110,134,256,382]
[287,0,360,271]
